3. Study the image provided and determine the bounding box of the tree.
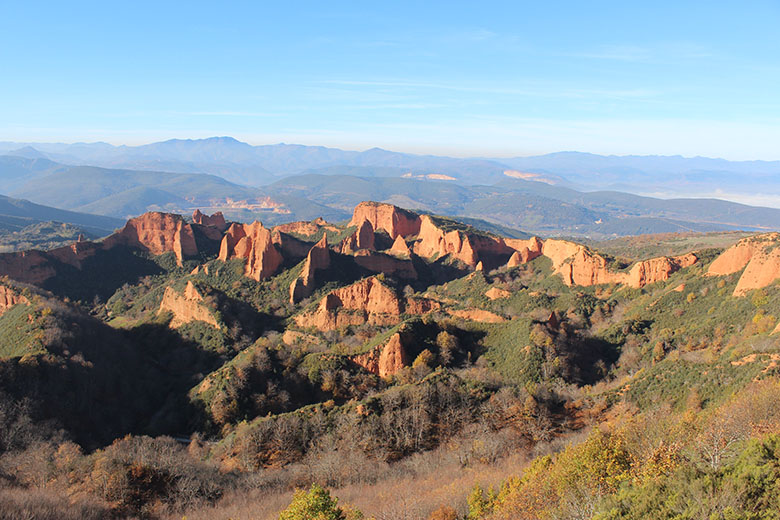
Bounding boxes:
[279,484,363,520]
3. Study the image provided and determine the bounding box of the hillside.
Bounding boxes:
[4,139,780,202]
[0,201,778,518]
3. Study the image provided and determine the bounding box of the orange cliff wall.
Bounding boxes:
[289,235,331,303]
[0,284,30,316]
[349,201,421,239]
[706,234,780,296]
[218,222,283,281]
[158,281,219,329]
[413,215,512,268]
[103,212,198,265]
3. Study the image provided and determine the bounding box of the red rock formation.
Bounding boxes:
[707,234,780,296]
[734,246,780,296]
[273,217,339,237]
[708,234,779,276]
[349,201,421,239]
[338,219,376,254]
[352,332,411,377]
[389,235,411,256]
[295,276,437,331]
[158,281,220,329]
[0,250,58,285]
[506,251,523,268]
[626,253,698,289]
[413,215,513,268]
[0,284,29,316]
[47,241,102,269]
[290,235,331,304]
[272,230,313,259]
[542,239,697,288]
[448,308,506,323]
[192,209,228,231]
[217,221,283,281]
[506,237,544,263]
[485,287,511,300]
[104,212,198,265]
[353,250,418,279]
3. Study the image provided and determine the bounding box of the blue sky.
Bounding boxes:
[2,1,779,159]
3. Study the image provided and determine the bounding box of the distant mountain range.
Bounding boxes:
[2,137,780,201]
[2,137,780,239]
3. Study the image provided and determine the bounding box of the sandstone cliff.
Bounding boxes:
[273,217,339,238]
[349,202,421,239]
[294,276,438,331]
[339,219,376,254]
[192,209,228,231]
[289,235,331,304]
[413,215,513,268]
[541,239,697,288]
[389,235,411,256]
[0,284,30,316]
[707,234,780,296]
[218,222,283,281]
[158,281,220,329]
[351,332,410,377]
[353,250,418,279]
[104,212,198,266]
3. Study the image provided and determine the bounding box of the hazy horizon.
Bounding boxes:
[3,2,780,160]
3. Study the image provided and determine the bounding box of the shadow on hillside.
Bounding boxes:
[0,318,220,450]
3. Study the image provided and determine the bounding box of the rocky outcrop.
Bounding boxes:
[289,235,331,304]
[542,239,697,288]
[707,234,779,276]
[626,254,698,289]
[413,215,513,268]
[506,237,544,263]
[104,212,198,266]
[734,247,780,296]
[0,250,59,285]
[0,284,30,316]
[272,230,313,260]
[339,219,376,254]
[485,287,511,300]
[349,202,421,239]
[273,217,339,238]
[192,209,228,232]
[158,281,219,329]
[543,240,624,286]
[707,234,780,297]
[506,251,523,268]
[295,276,438,331]
[389,235,411,256]
[448,308,506,323]
[353,250,418,279]
[352,332,411,377]
[218,222,283,281]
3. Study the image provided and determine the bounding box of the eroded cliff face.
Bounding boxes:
[506,237,544,263]
[537,239,697,289]
[218,222,283,281]
[349,202,421,239]
[707,234,780,296]
[0,284,30,316]
[104,212,198,265]
[389,235,411,256]
[0,250,59,285]
[273,217,339,238]
[192,210,228,232]
[339,219,376,254]
[294,276,438,331]
[289,235,331,304]
[158,281,219,329]
[413,216,513,268]
[626,254,698,289]
[351,332,410,377]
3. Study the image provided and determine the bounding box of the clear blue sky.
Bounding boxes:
[2,1,779,159]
